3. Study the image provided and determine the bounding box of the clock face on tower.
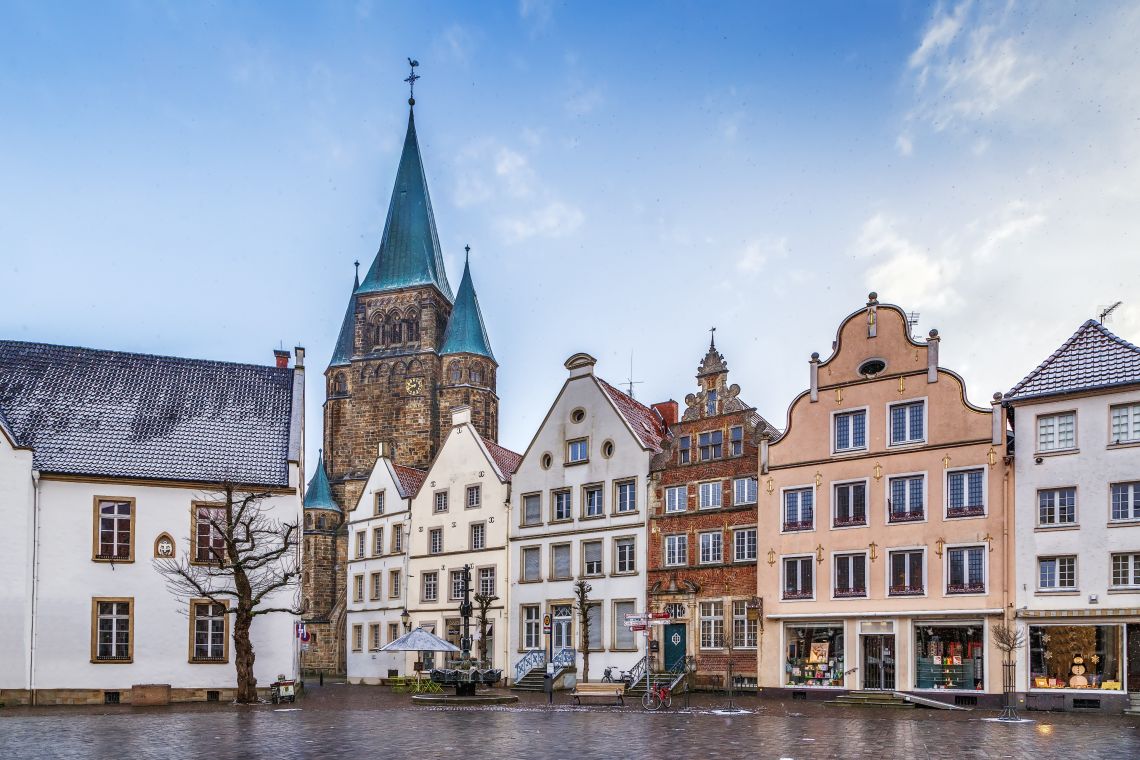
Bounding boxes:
[405,377,424,395]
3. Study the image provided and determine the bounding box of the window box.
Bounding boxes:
[833,587,867,599]
[833,515,867,528]
[946,582,986,595]
[889,584,925,596]
[782,589,814,601]
[947,505,985,518]
[783,519,814,532]
[888,508,924,523]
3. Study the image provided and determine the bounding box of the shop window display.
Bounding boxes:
[1029,625,1123,690]
[914,625,983,690]
[785,625,844,687]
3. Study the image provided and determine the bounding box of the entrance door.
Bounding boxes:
[664,623,686,669]
[863,634,896,690]
[445,617,462,665]
[552,604,573,651]
[1128,624,1140,692]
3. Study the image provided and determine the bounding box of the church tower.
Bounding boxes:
[304,77,500,673]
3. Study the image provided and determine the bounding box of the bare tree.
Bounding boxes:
[573,579,593,683]
[992,622,1026,663]
[473,592,498,668]
[154,483,301,703]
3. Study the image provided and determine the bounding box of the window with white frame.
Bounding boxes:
[94,599,132,661]
[553,490,572,521]
[734,528,756,562]
[1037,412,1076,452]
[678,435,691,464]
[1038,487,1077,526]
[888,474,924,522]
[422,571,438,601]
[834,409,867,452]
[1111,553,1140,589]
[783,487,814,531]
[947,468,985,517]
[615,537,635,573]
[616,480,637,513]
[699,481,722,509]
[888,549,924,595]
[351,624,363,652]
[523,605,541,649]
[470,522,486,550]
[699,531,723,564]
[699,601,724,649]
[191,601,226,662]
[356,531,366,558]
[698,430,723,460]
[567,438,589,463]
[95,499,133,560]
[370,572,381,599]
[665,534,687,567]
[522,546,541,581]
[584,485,604,517]
[833,481,866,527]
[733,477,757,505]
[889,400,925,445]
[1111,404,1140,444]
[479,567,495,596]
[353,574,364,602]
[946,546,986,594]
[523,493,542,525]
[369,623,381,651]
[450,570,465,600]
[429,528,443,554]
[583,540,603,576]
[615,601,636,649]
[551,544,572,579]
[732,600,757,648]
[665,485,687,513]
[434,491,449,513]
[783,556,813,599]
[730,426,744,457]
[373,526,384,556]
[374,490,385,515]
[1038,556,1077,590]
[389,569,401,598]
[392,524,403,553]
[194,506,226,563]
[1111,482,1140,522]
[833,553,866,597]
[466,485,481,509]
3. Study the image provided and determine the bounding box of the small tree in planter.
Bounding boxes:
[573,579,593,683]
[992,621,1026,720]
[473,591,499,669]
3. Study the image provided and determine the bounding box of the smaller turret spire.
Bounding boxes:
[303,450,341,513]
[440,250,495,360]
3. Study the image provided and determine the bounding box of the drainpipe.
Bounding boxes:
[28,470,41,705]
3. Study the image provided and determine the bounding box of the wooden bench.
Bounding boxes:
[570,682,625,706]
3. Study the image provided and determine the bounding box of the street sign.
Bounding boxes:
[543,613,552,634]
[631,624,646,632]
[624,614,648,625]
[649,612,671,619]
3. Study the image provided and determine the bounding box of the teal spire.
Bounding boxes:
[303,450,341,513]
[440,249,495,360]
[328,274,357,368]
[357,108,453,301]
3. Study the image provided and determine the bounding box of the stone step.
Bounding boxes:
[831,691,914,708]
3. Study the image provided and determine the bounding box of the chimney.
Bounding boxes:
[564,352,597,379]
[451,405,472,427]
[991,392,1004,446]
[760,431,771,475]
[926,329,940,383]
[809,352,820,403]
[294,345,305,369]
[378,441,388,459]
[652,400,679,427]
[274,349,290,369]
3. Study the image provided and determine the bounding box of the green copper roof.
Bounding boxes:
[328,275,357,368]
[303,451,341,513]
[440,256,495,360]
[358,108,453,301]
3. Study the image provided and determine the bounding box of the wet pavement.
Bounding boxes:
[2,684,1139,759]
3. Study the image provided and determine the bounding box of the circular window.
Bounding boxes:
[541,452,553,470]
[570,408,586,424]
[601,440,615,458]
[858,358,887,377]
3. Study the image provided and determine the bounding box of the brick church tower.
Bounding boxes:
[301,92,499,673]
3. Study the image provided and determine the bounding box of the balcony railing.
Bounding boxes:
[782,588,813,600]
[946,582,986,594]
[888,584,925,596]
[946,504,985,518]
[833,514,866,528]
[888,508,924,523]
[833,586,867,598]
[782,519,813,532]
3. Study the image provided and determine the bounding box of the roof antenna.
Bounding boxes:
[907,311,920,337]
[405,58,420,106]
[1099,301,1122,323]
[625,351,644,399]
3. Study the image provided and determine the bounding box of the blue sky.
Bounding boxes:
[2,1,1138,473]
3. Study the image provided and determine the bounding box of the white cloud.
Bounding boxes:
[519,0,554,31]
[736,237,789,275]
[436,24,476,65]
[497,201,584,242]
[909,0,971,71]
[895,132,913,156]
[854,214,963,312]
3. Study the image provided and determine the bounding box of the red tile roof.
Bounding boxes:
[481,436,522,480]
[391,463,427,498]
[597,377,669,453]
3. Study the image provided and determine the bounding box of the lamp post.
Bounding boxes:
[400,608,411,632]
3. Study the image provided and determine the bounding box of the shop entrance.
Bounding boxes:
[664,623,686,669]
[1128,624,1140,692]
[863,634,896,690]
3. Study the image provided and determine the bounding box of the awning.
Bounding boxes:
[1015,607,1140,619]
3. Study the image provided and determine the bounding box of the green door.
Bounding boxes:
[663,623,686,669]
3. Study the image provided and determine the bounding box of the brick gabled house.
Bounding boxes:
[647,337,779,689]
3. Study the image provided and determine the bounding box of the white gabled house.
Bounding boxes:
[508,353,668,687]
[0,341,304,706]
[344,444,424,683]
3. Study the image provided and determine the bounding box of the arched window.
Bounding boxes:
[305,513,312,528]
[404,308,420,343]
[317,515,326,530]
[388,313,403,345]
[333,373,347,395]
[470,364,483,385]
[450,362,462,383]
[368,313,385,348]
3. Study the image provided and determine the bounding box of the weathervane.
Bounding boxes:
[709,326,717,350]
[464,244,471,262]
[405,58,420,105]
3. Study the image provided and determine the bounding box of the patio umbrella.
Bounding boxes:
[379,626,461,653]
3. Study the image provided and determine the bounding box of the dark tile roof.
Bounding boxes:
[392,462,427,498]
[481,436,522,480]
[1005,319,1140,402]
[0,340,296,486]
[597,377,669,453]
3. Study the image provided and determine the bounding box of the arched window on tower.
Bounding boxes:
[388,313,403,345]
[404,308,420,343]
[368,313,385,348]
[317,515,327,530]
[333,373,347,395]
[305,513,312,528]
[450,361,463,384]
[470,364,484,385]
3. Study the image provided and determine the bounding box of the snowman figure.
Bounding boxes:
[1068,655,1089,688]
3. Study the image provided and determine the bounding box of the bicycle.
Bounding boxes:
[641,682,672,711]
[601,666,631,686]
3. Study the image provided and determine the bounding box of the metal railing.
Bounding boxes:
[514,649,544,683]
[668,656,696,691]
[626,655,648,686]
[552,647,576,668]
